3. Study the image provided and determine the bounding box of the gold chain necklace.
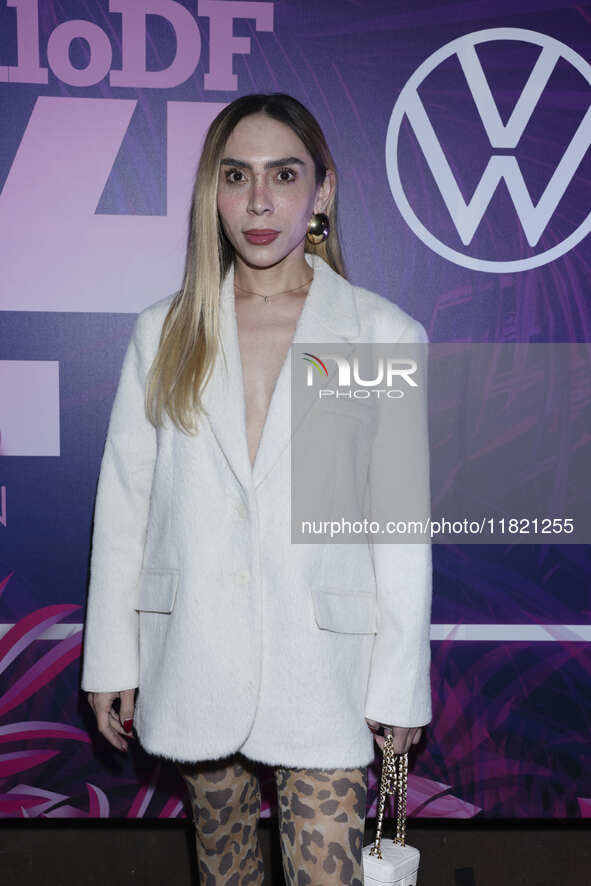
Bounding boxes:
[234,273,314,304]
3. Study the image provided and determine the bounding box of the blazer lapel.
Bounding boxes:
[201,253,360,494]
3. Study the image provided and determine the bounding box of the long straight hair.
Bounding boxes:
[146,93,347,434]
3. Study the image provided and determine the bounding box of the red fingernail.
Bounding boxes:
[123,719,133,733]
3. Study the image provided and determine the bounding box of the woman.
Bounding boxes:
[81,93,432,884]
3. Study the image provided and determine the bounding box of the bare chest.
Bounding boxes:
[235,294,307,467]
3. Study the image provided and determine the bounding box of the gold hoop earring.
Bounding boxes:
[306,212,330,244]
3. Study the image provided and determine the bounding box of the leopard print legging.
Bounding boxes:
[177,751,367,885]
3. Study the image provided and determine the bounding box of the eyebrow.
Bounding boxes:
[220,156,306,170]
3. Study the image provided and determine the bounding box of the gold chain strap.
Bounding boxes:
[368,734,408,860]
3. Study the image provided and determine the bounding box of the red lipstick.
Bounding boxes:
[243,229,279,245]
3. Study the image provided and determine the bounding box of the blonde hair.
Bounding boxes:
[146,93,348,434]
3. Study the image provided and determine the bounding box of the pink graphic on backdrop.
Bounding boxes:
[0,98,224,312]
[47,19,113,88]
[100,0,201,89]
[1,784,72,818]
[2,0,274,88]
[198,0,274,89]
[579,797,591,817]
[0,361,60,455]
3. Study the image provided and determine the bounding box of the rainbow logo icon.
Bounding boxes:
[300,352,328,376]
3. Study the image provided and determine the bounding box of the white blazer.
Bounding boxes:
[81,253,433,769]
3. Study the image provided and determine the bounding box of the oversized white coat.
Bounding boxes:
[81,253,433,769]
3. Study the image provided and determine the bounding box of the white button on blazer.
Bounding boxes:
[81,253,433,769]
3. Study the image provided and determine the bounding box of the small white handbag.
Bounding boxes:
[362,735,420,886]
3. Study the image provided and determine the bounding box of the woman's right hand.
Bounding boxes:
[87,688,137,752]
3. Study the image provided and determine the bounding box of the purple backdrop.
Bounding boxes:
[1,0,590,819]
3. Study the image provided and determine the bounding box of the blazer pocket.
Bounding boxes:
[135,568,179,613]
[311,586,378,635]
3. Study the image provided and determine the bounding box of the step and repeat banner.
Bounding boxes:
[1,0,590,819]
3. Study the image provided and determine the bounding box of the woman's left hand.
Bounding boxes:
[365,718,422,753]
